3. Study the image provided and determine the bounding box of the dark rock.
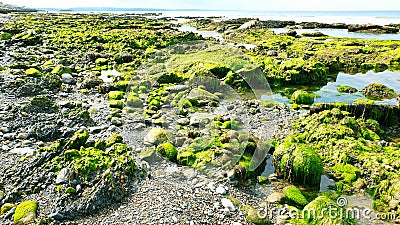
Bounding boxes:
[348,24,399,33]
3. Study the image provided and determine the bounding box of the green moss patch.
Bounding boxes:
[291,90,315,105]
[283,186,309,208]
[14,201,38,225]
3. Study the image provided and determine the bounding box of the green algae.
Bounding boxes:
[273,143,323,188]
[284,185,309,208]
[281,107,400,215]
[157,142,178,161]
[291,90,315,105]
[14,201,38,225]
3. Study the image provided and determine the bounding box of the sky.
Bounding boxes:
[2,0,400,11]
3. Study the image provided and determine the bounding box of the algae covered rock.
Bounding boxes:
[108,91,125,100]
[302,196,355,225]
[0,32,12,40]
[95,58,108,66]
[66,129,89,150]
[361,83,397,100]
[1,203,16,215]
[177,150,197,166]
[291,90,315,105]
[144,128,174,146]
[157,142,178,161]
[126,93,143,108]
[283,185,309,207]
[25,68,42,77]
[187,87,219,106]
[242,205,271,225]
[337,85,358,93]
[273,143,323,188]
[14,201,38,225]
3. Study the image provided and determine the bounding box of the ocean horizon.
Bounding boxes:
[39,9,400,25]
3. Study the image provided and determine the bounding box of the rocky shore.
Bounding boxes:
[0,12,399,225]
[188,18,400,34]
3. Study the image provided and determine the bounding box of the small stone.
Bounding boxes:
[17,133,29,140]
[61,73,77,85]
[207,182,216,192]
[172,215,178,223]
[2,145,10,151]
[111,117,123,126]
[10,147,36,156]
[56,168,70,184]
[389,200,400,210]
[0,127,10,133]
[49,212,64,221]
[0,190,4,201]
[232,222,242,225]
[134,123,146,130]
[177,118,190,125]
[266,192,285,204]
[216,186,227,195]
[221,198,235,212]
[3,133,15,140]
[227,105,235,111]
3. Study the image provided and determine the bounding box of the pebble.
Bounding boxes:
[221,198,236,212]
[61,73,77,85]
[111,118,123,126]
[216,186,227,195]
[10,147,36,156]
[56,168,70,184]
[3,133,15,140]
[49,212,64,221]
[0,127,10,133]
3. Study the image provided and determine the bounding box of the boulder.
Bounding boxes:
[61,73,76,85]
[273,143,323,188]
[361,83,397,100]
[144,128,174,146]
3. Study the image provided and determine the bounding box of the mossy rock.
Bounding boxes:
[291,90,315,105]
[1,203,16,215]
[360,83,397,100]
[29,96,55,110]
[221,120,243,130]
[126,93,143,108]
[14,201,38,225]
[337,85,358,93]
[67,130,89,150]
[25,68,42,77]
[0,32,12,40]
[64,149,81,161]
[144,128,174,146]
[51,65,72,75]
[105,133,124,147]
[65,187,76,195]
[273,143,323,188]
[331,164,361,184]
[189,137,213,152]
[157,142,178,161]
[283,185,309,208]
[242,205,271,225]
[95,58,108,66]
[302,196,355,225]
[139,148,159,162]
[109,100,125,109]
[177,150,197,166]
[108,91,125,100]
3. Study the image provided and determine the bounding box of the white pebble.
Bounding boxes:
[221,198,236,212]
